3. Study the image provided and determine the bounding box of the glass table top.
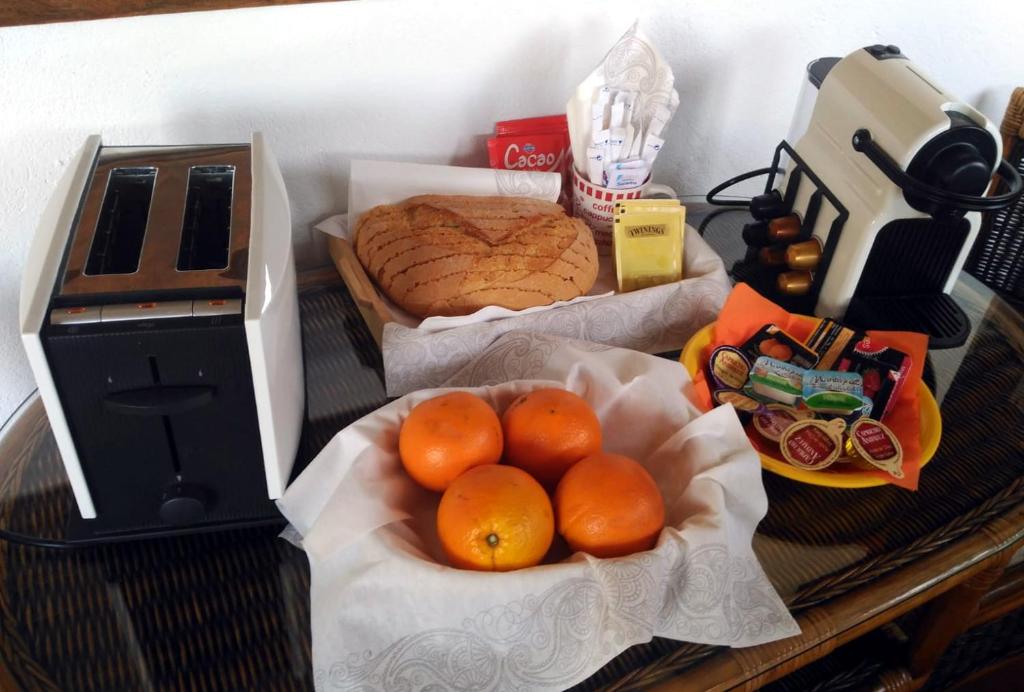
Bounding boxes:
[1,204,1022,690]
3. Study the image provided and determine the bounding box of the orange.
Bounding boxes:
[502,388,602,487]
[398,391,502,492]
[554,452,665,558]
[437,465,554,571]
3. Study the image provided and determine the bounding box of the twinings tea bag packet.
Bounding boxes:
[614,198,681,214]
[612,205,684,292]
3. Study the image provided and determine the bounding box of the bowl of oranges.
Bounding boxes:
[400,387,665,571]
[278,332,799,688]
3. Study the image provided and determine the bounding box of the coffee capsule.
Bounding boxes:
[742,222,772,247]
[758,246,788,267]
[777,271,812,296]
[785,238,822,270]
[707,346,752,391]
[768,214,801,243]
[846,418,905,479]
[779,418,846,471]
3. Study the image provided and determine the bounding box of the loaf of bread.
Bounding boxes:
[354,195,599,318]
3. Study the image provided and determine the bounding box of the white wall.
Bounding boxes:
[1,0,1022,419]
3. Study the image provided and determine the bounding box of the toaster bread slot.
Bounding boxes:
[85,167,157,275]
[58,145,249,299]
[177,165,235,271]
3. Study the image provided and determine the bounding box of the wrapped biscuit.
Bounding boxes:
[741,324,819,368]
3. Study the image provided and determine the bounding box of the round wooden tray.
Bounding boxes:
[681,322,942,488]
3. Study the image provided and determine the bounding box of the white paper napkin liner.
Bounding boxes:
[314,214,723,339]
[381,229,730,396]
[279,334,799,691]
[346,160,563,229]
[567,21,680,174]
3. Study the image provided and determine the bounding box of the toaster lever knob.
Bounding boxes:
[159,483,210,525]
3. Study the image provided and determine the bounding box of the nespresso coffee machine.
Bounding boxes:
[734,45,1023,347]
[19,134,304,541]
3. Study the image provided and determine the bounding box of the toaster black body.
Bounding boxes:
[42,309,280,538]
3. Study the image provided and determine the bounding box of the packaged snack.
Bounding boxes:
[487,133,569,174]
[801,370,873,418]
[495,114,569,136]
[706,345,751,391]
[805,320,911,420]
[488,114,572,207]
[805,318,863,370]
[834,336,911,421]
[740,324,819,368]
[752,404,811,443]
[747,356,806,405]
[712,389,766,414]
[846,418,905,478]
[779,418,846,471]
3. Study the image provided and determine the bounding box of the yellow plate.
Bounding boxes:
[681,322,942,488]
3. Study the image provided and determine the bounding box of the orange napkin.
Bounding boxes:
[693,284,929,490]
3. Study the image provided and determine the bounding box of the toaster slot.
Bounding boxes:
[85,167,157,275]
[177,165,235,271]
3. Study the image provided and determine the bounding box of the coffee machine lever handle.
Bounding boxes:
[851,129,1023,213]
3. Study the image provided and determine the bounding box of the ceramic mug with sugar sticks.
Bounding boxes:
[571,167,677,251]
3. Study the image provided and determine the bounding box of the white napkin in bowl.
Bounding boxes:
[278,332,799,691]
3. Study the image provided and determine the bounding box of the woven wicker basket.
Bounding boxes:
[966,87,1024,298]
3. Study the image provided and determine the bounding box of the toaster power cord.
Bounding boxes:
[0,527,76,550]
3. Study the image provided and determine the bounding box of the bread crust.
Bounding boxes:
[354,195,598,318]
